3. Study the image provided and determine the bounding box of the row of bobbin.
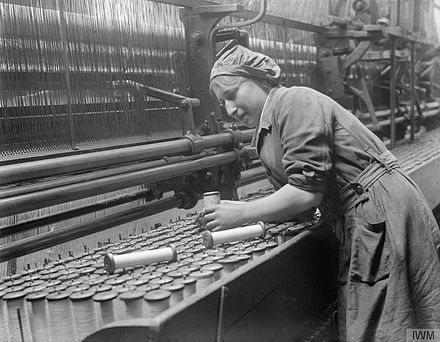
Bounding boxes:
[0,214,304,342]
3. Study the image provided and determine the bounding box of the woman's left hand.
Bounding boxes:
[203,200,248,231]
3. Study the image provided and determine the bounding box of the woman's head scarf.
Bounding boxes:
[210,45,281,86]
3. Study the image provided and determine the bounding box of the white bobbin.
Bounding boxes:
[46,291,75,342]
[26,291,51,342]
[4,291,32,342]
[70,290,98,341]
[189,270,214,291]
[119,290,144,319]
[0,291,10,342]
[217,257,241,277]
[144,290,171,318]
[200,263,223,281]
[202,222,266,248]
[104,244,178,274]
[174,277,197,298]
[160,283,184,306]
[93,291,118,327]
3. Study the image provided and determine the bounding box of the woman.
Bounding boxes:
[204,44,440,341]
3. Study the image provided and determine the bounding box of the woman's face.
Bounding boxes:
[217,79,268,128]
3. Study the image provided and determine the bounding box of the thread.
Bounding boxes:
[174,277,197,298]
[259,240,278,251]
[104,245,178,274]
[202,222,266,248]
[235,254,251,267]
[0,291,11,342]
[251,245,266,258]
[26,291,51,342]
[47,291,75,342]
[93,284,113,293]
[160,283,184,306]
[70,290,98,342]
[112,286,130,321]
[217,257,241,277]
[93,291,118,327]
[119,291,144,319]
[189,271,214,291]
[144,290,171,318]
[149,276,174,286]
[200,263,223,281]
[4,291,32,342]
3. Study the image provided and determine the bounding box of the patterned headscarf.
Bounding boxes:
[210,45,281,86]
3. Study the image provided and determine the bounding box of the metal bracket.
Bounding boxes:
[189,4,243,16]
[341,40,374,74]
[110,79,198,135]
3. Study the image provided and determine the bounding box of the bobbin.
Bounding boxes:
[119,290,145,319]
[104,244,178,274]
[202,222,266,248]
[200,263,223,281]
[4,290,32,342]
[144,289,171,318]
[46,291,76,342]
[93,290,119,327]
[173,277,197,297]
[203,191,221,209]
[160,283,184,306]
[189,270,214,291]
[70,290,98,341]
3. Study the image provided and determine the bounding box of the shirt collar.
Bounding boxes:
[258,87,277,130]
[253,86,279,146]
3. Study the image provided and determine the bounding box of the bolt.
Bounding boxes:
[191,32,203,45]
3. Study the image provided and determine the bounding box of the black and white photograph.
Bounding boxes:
[1,0,440,341]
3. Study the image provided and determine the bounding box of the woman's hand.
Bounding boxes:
[203,200,248,231]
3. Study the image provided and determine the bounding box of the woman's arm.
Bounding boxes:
[203,184,322,231]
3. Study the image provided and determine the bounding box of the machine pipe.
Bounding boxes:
[0,151,239,218]
[0,130,253,186]
[237,166,267,187]
[0,196,184,262]
[0,153,208,199]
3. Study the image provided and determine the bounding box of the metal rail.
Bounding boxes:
[0,151,239,218]
[0,130,253,185]
[0,195,184,261]
[0,0,327,34]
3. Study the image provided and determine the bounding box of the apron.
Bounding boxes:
[321,115,440,342]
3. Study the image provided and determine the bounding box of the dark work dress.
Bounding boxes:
[254,85,440,341]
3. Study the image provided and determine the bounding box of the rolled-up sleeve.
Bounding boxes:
[273,88,332,193]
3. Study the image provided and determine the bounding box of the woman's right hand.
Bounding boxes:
[203,200,248,232]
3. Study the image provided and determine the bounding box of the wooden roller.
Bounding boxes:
[202,222,266,249]
[103,245,177,274]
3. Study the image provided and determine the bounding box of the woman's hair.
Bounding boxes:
[210,75,274,102]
